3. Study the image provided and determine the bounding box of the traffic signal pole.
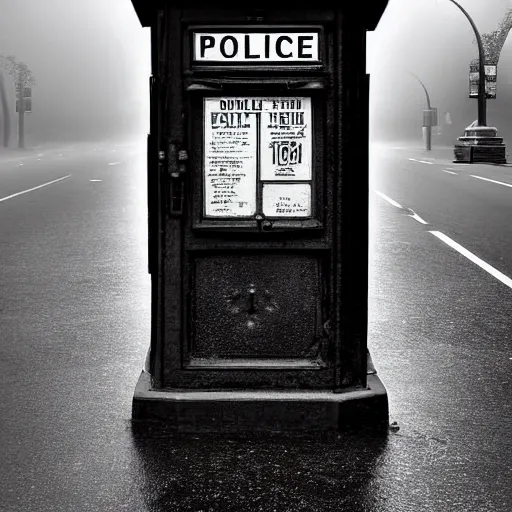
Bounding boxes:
[18,69,25,149]
[0,72,10,147]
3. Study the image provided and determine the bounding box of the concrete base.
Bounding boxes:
[454,124,507,164]
[132,371,389,432]
[454,143,507,164]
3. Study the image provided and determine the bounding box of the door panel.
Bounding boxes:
[191,252,321,360]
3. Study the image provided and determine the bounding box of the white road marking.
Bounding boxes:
[375,190,402,208]
[108,161,122,166]
[18,163,24,166]
[408,158,434,164]
[89,179,102,182]
[442,170,458,175]
[0,175,72,203]
[410,213,428,224]
[470,175,512,188]
[430,231,512,289]
[376,191,430,224]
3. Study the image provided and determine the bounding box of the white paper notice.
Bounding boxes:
[262,183,311,217]
[261,98,312,181]
[204,98,258,217]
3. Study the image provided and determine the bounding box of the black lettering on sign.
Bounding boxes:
[272,141,303,166]
[220,36,238,58]
[276,36,293,58]
[264,35,270,59]
[200,36,215,58]
[298,36,314,58]
[244,35,259,59]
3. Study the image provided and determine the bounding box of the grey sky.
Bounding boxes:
[0,0,511,145]
[0,0,149,143]
[368,0,512,143]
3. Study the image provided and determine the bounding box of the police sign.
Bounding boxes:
[193,30,320,63]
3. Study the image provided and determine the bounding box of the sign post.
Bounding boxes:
[129,2,390,431]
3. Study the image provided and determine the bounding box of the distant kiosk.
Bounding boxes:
[129,2,390,431]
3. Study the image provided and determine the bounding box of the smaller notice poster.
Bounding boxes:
[204,98,258,217]
[260,98,312,181]
[262,183,311,217]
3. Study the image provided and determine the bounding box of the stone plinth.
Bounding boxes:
[454,124,507,164]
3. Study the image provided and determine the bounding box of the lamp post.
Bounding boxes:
[441,0,506,163]
[446,0,486,126]
[408,72,434,150]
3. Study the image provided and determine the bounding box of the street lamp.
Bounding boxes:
[445,0,486,126]
[441,0,506,163]
[408,71,436,150]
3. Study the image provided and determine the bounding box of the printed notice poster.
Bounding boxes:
[260,98,312,181]
[204,98,258,217]
[262,183,311,217]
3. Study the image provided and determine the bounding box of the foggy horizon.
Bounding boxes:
[0,0,511,148]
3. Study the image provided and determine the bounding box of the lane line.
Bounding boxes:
[375,190,402,208]
[0,175,72,203]
[442,170,458,175]
[430,231,512,289]
[408,158,434,165]
[470,174,512,188]
[108,161,122,166]
[89,179,102,182]
[410,213,428,224]
[375,191,429,224]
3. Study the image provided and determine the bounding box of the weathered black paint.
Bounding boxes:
[131,2,389,429]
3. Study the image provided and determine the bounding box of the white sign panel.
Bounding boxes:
[194,32,319,63]
[204,98,258,217]
[485,65,497,76]
[260,98,312,180]
[262,184,311,217]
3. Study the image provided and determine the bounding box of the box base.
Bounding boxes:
[132,371,389,432]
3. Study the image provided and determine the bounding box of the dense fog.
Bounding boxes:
[0,0,150,145]
[0,0,511,148]
[369,0,512,146]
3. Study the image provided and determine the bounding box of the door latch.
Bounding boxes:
[167,144,187,217]
[254,213,273,232]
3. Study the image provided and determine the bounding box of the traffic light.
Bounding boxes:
[15,87,32,113]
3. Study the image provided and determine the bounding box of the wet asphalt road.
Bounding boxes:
[0,141,511,511]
